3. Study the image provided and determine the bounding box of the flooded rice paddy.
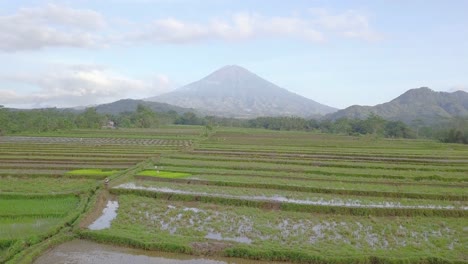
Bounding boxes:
[114,195,463,251]
[33,240,285,264]
[116,182,466,210]
[88,200,119,230]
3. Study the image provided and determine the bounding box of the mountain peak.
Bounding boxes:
[147,65,337,118]
[218,65,249,71]
[204,65,256,82]
[403,87,434,95]
[395,87,435,102]
[327,86,468,124]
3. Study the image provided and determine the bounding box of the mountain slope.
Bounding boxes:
[94,99,195,115]
[147,65,337,118]
[327,87,468,124]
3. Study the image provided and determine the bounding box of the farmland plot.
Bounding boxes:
[0,127,196,263]
[1,126,467,263]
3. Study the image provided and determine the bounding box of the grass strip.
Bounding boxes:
[137,170,191,179]
[79,231,192,254]
[110,188,467,218]
[157,162,466,182]
[223,246,457,264]
[134,176,467,201]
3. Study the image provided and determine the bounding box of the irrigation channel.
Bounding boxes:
[1,127,467,264]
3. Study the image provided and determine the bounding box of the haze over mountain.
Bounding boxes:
[326,87,468,124]
[147,65,337,118]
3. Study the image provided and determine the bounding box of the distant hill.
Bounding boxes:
[326,87,468,124]
[147,65,337,118]
[94,99,195,115]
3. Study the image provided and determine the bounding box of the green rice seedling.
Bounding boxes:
[0,217,63,240]
[90,195,466,262]
[1,127,467,263]
[0,196,79,217]
[65,169,121,177]
[137,170,191,179]
[0,177,97,194]
[124,179,468,206]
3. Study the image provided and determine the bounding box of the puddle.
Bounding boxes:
[33,239,285,264]
[88,200,119,230]
[116,183,463,210]
[183,207,204,213]
[205,232,252,244]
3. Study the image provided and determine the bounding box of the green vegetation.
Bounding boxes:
[85,195,466,262]
[0,127,178,263]
[0,177,97,194]
[0,196,79,217]
[0,217,63,240]
[137,170,191,178]
[2,103,467,144]
[0,126,467,263]
[66,169,121,177]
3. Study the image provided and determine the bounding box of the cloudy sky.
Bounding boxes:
[0,0,467,109]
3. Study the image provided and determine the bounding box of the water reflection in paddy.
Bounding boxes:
[88,200,119,230]
[34,240,287,264]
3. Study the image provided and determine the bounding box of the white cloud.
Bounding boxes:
[128,12,327,44]
[310,8,383,41]
[0,5,382,50]
[0,65,173,108]
[127,9,381,44]
[0,4,105,51]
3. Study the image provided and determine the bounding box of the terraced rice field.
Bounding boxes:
[0,127,197,263]
[0,126,467,263]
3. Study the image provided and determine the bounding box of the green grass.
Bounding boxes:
[94,195,467,261]
[0,217,63,240]
[13,126,202,140]
[137,170,191,178]
[65,169,121,177]
[1,126,468,263]
[150,173,467,196]
[157,157,468,181]
[0,196,79,217]
[128,179,466,207]
[0,177,97,194]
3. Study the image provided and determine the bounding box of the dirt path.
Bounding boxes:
[79,189,116,229]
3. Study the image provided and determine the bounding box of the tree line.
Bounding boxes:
[1,105,466,143]
[0,105,165,134]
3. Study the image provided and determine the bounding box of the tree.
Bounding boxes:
[134,104,158,128]
[441,129,467,144]
[411,119,424,137]
[364,114,386,135]
[333,118,352,134]
[175,112,203,125]
[76,107,104,129]
[384,121,413,138]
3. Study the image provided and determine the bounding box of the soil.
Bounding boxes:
[190,241,232,255]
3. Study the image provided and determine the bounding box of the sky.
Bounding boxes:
[0,0,467,109]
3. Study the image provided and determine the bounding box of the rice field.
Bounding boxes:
[91,195,466,261]
[0,127,195,263]
[0,126,467,263]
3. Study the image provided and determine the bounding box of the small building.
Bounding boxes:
[102,120,116,129]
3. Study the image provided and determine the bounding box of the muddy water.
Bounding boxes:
[205,232,252,244]
[117,183,464,210]
[88,200,119,230]
[34,240,286,264]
